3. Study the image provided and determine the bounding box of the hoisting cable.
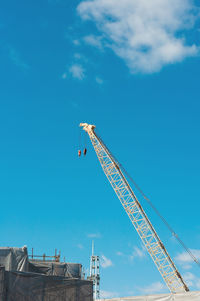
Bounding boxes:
[79,127,82,149]
[95,131,200,268]
[84,131,87,155]
[121,167,200,267]
[78,128,82,157]
[84,130,87,148]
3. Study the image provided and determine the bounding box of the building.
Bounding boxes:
[0,246,93,301]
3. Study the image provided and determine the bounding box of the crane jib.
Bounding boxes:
[79,123,189,294]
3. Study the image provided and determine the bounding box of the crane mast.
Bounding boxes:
[80,123,189,294]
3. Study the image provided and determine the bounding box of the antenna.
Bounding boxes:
[87,242,100,300]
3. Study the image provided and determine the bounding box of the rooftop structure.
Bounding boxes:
[0,246,93,301]
[87,242,100,299]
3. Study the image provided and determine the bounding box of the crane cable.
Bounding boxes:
[79,128,82,149]
[96,131,200,268]
[121,167,200,267]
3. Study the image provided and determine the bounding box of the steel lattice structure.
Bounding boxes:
[80,123,189,294]
[88,242,100,300]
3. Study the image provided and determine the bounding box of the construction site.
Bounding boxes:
[78,123,200,301]
[0,123,199,300]
[1,0,200,299]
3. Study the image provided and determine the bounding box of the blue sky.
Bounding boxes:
[0,0,200,298]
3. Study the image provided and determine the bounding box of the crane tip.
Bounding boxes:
[79,123,96,132]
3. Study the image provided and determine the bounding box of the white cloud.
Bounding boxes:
[95,76,103,84]
[196,278,200,289]
[134,246,146,258]
[69,64,85,80]
[87,233,101,238]
[139,281,166,294]
[175,249,200,269]
[100,290,119,299]
[77,0,199,73]
[62,72,67,79]
[116,245,146,262]
[183,272,195,287]
[101,255,113,268]
[74,53,82,60]
[183,272,200,289]
[84,35,103,49]
[116,251,123,256]
[73,53,88,63]
[73,39,80,46]
[77,244,84,249]
[182,264,193,270]
[8,47,29,70]
[130,245,146,261]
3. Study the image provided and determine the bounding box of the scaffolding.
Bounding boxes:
[29,248,61,262]
[0,246,93,301]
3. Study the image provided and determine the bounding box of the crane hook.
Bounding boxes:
[83,148,87,156]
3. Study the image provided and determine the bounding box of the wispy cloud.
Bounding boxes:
[101,255,113,268]
[62,53,88,81]
[116,251,123,256]
[73,52,88,63]
[62,73,67,79]
[183,272,200,289]
[100,290,119,299]
[183,272,196,287]
[70,100,79,109]
[77,243,84,249]
[74,53,82,60]
[73,39,80,46]
[95,76,103,84]
[83,35,103,49]
[116,245,146,263]
[129,246,146,261]
[8,47,29,70]
[69,64,85,80]
[138,281,166,294]
[78,0,199,73]
[175,249,200,269]
[87,233,101,238]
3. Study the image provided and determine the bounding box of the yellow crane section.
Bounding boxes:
[80,122,189,294]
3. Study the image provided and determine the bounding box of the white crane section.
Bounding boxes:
[88,242,100,300]
[80,123,189,294]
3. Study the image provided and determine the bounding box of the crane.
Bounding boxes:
[79,122,189,294]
